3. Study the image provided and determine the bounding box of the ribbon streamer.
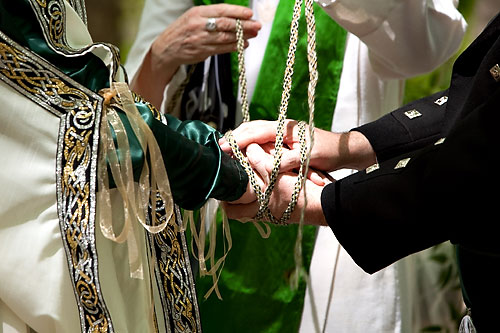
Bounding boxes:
[97,82,174,279]
[185,200,234,300]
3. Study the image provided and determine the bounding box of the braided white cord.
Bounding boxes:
[232,2,322,327]
[236,19,250,123]
[255,0,303,224]
[279,0,319,225]
[227,0,318,226]
[292,0,318,286]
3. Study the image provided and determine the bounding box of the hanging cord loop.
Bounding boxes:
[225,0,318,227]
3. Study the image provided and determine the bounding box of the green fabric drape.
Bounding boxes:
[0,0,247,210]
[192,1,346,332]
[249,1,346,131]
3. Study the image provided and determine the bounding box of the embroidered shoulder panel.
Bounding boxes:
[29,0,70,51]
[0,30,114,333]
[27,0,120,80]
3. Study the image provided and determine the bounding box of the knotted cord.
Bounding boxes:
[226,0,322,327]
[173,0,320,302]
[225,0,318,227]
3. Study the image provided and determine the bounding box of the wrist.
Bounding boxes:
[130,47,177,109]
[149,40,182,82]
[336,131,376,170]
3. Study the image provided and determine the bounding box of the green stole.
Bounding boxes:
[193,1,346,332]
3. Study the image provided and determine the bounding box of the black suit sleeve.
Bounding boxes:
[322,87,500,274]
[355,90,449,162]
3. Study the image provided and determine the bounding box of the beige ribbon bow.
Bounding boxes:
[97,82,174,279]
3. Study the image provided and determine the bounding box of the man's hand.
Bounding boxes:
[220,119,377,173]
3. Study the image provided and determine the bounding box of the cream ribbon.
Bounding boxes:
[97,82,174,279]
[184,202,233,300]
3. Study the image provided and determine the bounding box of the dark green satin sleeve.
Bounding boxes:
[115,105,248,210]
[0,0,247,210]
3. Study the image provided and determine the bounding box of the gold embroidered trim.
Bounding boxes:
[28,0,121,81]
[133,93,202,332]
[0,31,113,333]
[150,209,202,332]
[0,28,201,333]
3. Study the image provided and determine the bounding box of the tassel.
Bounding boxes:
[459,309,476,333]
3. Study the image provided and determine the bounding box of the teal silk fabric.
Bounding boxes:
[0,0,247,210]
[116,111,248,209]
[192,1,346,332]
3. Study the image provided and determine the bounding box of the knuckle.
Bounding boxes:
[219,18,233,31]
[185,19,199,32]
[217,32,232,44]
[190,6,201,16]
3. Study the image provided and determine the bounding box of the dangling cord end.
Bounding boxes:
[459,308,477,333]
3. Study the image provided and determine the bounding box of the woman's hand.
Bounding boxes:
[223,172,329,226]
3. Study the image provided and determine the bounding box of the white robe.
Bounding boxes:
[125,0,466,332]
[0,2,199,332]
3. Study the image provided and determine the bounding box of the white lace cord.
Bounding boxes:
[236,19,250,123]
[231,2,323,328]
[256,0,304,224]
[194,0,320,306]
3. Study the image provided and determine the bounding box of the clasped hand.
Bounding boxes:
[218,119,377,226]
[219,120,337,226]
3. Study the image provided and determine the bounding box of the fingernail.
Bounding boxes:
[312,173,325,186]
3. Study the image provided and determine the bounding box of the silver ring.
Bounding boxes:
[206,17,217,32]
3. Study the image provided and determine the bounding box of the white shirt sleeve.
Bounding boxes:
[316,0,466,79]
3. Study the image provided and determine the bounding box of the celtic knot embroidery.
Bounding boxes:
[149,207,201,332]
[0,29,201,333]
[133,93,201,332]
[30,0,67,49]
[0,32,114,333]
[28,0,121,80]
